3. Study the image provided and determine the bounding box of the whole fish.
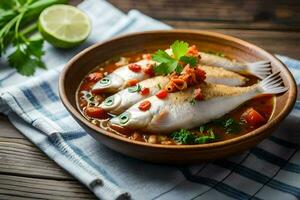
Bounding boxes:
[100,66,248,115]
[199,52,271,79]
[109,72,286,133]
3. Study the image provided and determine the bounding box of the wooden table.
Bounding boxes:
[1,0,299,199]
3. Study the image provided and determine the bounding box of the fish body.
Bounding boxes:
[199,52,271,79]
[110,73,286,133]
[100,66,248,115]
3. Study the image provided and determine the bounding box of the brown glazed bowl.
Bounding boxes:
[59,30,297,164]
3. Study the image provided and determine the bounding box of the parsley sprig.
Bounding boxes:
[0,0,67,76]
[152,40,198,75]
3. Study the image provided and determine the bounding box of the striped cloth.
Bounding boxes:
[0,0,299,199]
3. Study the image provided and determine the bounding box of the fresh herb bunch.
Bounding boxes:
[152,40,198,75]
[171,128,217,145]
[0,0,67,76]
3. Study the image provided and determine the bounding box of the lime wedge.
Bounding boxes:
[38,4,91,48]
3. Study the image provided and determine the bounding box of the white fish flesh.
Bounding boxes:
[110,72,286,133]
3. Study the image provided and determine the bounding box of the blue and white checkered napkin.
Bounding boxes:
[0,0,299,199]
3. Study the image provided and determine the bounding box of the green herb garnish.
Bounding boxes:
[180,56,197,67]
[199,124,208,133]
[210,117,242,134]
[195,128,217,144]
[171,128,217,145]
[171,129,196,145]
[128,84,141,93]
[189,98,196,105]
[152,40,198,75]
[223,118,242,134]
[157,83,162,89]
[0,0,67,76]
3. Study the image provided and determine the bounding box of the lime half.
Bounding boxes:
[38,4,91,48]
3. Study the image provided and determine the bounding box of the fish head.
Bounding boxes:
[109,108,152,130]
[100,94,122,111]
[92,73,124,93]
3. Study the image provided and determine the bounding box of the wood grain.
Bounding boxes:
[0,174,96,200]
[0,0,299,199]
[108,0,300,23]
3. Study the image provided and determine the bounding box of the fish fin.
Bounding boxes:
[259,72,288,94]
[247,60,272,79]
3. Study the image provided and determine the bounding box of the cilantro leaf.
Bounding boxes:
[152,40,198,75]
[8,38,45,76]
[171,40,189,59]
[152,49,175,63]
[28,39,44,58]
[180,56,197,67]
[153,63,170,75]
[154,61,179,75]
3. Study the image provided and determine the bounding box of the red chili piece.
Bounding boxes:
[139,100,151,111]
[85,106,108,119]
[143,64,155,77]
[140,87,150,96]
[86,72,103,82]
[193,88,203,101]
[156,89,168,99]
[128,63,142,72]
[127,79,139,86]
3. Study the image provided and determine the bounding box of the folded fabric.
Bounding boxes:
[0,0,299,200]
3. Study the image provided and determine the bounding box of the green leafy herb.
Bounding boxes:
[171,129,196,145]
[195,128,217,144]
[128,84,141,93]
[157,83,162,89]
[152,40,198,75]
[210,117,242,134]
[180,56,197,67]
[171,128,217,145]
[223,118,242,134]
[0,0,68,76]
[189,98,196,105]
[199,124,208,133]
[170,40,189,59]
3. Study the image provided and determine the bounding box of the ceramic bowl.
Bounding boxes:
[59,30,297,164]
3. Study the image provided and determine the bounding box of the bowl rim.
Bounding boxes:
[59,29,297,150]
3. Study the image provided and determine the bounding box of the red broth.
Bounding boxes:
[76,52,274,145]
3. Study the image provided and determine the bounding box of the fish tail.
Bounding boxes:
[247,60,272,79]
[259,72,288,94]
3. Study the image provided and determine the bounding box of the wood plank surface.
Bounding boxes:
[0,0,299,199]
